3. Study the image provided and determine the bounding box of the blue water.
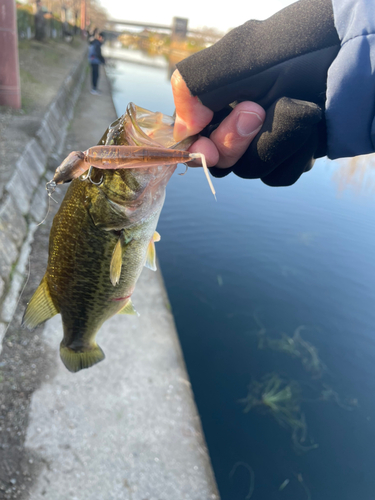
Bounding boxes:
[106,49,375,500]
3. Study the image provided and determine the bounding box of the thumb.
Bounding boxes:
[210,102,265,169]
[171,69,213,142]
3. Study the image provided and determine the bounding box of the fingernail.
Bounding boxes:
[173,114,188,142]
[236,111,263,137]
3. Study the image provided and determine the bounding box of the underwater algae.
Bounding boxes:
[255,314,325,379]
[241,315,358,460]
[240,373,319,454]
[229,462,255,500]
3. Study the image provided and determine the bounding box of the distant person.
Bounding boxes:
[88,31,105,96]
[87,27,97,44]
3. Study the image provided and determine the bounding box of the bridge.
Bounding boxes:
[106,17,190,36]
[106,20,172,32]
[105,17,222,41]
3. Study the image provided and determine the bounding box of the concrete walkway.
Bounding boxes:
[23,72,219,499]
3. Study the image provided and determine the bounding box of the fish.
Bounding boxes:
[22,103,197,373]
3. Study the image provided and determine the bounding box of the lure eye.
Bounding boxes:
[53,151,86,184]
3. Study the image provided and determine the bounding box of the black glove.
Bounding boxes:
[176,0,340,186]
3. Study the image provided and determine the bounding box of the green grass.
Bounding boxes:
[19,68,40,85]
[43,49,60,65]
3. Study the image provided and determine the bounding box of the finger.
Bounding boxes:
[210,102,265,169]
[188,137,220,167]
[171,70,213,142]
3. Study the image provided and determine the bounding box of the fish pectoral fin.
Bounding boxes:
[60,344,105,373]
[22,277,59,331]
[118,298,139,316]
[153,231,161,242]
[144,239,157,271]
[110,237,123,286]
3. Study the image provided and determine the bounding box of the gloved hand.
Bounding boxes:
[173,0,340,186]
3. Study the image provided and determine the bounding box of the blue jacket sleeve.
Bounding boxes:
[326,0,375,158]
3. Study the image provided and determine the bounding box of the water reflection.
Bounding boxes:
[332,154,375,195]
[104,45,186,79]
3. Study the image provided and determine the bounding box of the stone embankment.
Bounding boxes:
[0,47,86,343]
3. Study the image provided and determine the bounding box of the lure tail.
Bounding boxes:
[60,344,105,373]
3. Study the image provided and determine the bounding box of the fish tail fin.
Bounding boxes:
[60,344,105,373]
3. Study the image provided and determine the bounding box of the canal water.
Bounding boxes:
[105,48,375,500]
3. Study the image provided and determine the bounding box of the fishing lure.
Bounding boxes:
[48,145,215,197]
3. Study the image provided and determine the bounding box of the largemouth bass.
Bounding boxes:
[22,103,194,373]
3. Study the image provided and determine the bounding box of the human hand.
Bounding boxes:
[171,0,341,185]
[171,69,265,169]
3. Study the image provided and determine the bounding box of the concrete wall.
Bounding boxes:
[0,51,87,345]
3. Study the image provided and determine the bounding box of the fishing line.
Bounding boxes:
[37,181,58,227]
[1,256,31,344]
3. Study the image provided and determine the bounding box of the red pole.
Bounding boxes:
[0,0,21,109]
[80,0,86,32]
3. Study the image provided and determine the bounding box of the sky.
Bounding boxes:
[98,0,297,33]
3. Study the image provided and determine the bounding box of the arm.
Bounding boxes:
[176,0,339,113]
[173,0,359,186]
[326,0,375,158]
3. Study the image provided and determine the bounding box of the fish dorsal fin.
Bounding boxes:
[60,344,105,373]
[118,298,139,316]
[110,237,123,286]
[144,231,160,271]
[22,276,59,331]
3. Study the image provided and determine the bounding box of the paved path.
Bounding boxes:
[22,72,219,499]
